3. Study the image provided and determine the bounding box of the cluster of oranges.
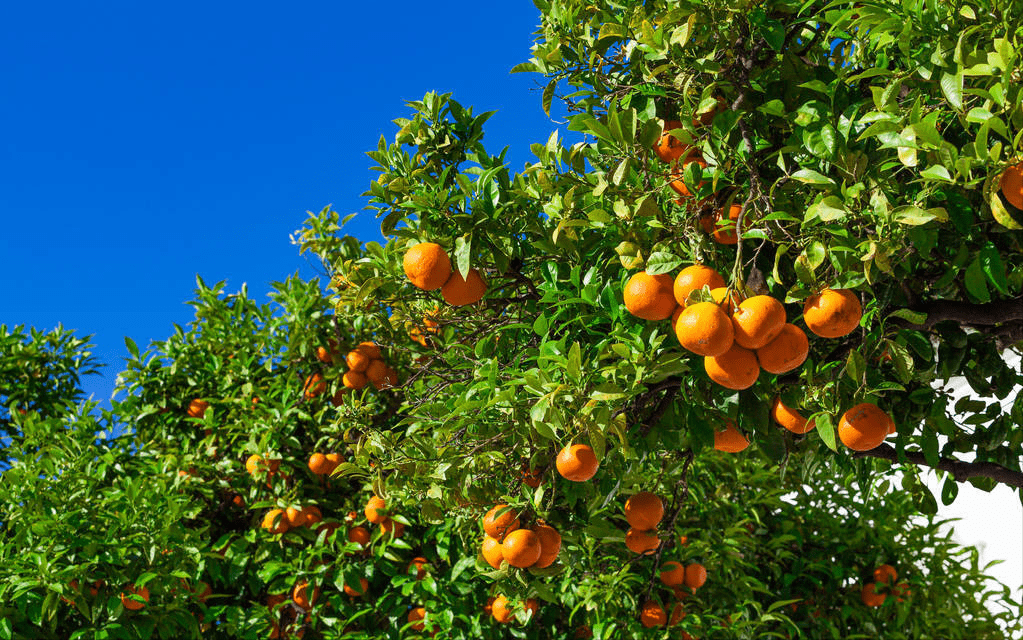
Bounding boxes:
[322,341,399,394]
[404,242,487,307]
[860,564,910,607]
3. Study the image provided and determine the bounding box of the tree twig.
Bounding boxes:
[853,444,1023,488]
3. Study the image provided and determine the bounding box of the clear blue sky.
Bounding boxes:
[1,1,557,404]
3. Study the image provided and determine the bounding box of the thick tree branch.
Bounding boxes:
[900,298,1023,330]
[854,443,1023,488]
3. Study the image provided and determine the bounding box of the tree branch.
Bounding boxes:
[899,298,1023,330]
[853,443,1023,489]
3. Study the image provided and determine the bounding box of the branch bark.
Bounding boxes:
[853,443,1023,489]
[899,298,1023,330]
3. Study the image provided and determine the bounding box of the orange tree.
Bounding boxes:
[4,0,1023,637]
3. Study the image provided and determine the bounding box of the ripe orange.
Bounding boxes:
[1000,162,1023,209]
[755,323,809,374]
[669,152,708,198]
[300,506,322,526]
[556,444,599,481]
[483,505,521,541]
[675,302,735,357]
[874,564,897,584]
[292,580,320,608]
[625,528,660,555]
[803,288,862,338]
[654,120,689,163]
[380,518,405,537]
[481,535,505,569]
[711,287,738,315]
[675,263,724,304]
[695,96,727,126]
[343,577,368,597]
[502,529,542,567]
[838,403,892,451]
[532,523,562,568]
[624,270,677,321]
[308,452,341,476]
[370,365,399,391]
[246,454,280,476]
[713,420,749,453]
[521,464,543,488]
[771,398,815,434]
[302,373,326,398]
[408,557,428,580]
[365,496,387,524]
[624,492,664,531]
[700,204,740,244]
[861,583,886,607]
[347,526,371,547]
[346,349,371,373]
[732,295,786,349]
[705,343,760,390]
[660,561,686,587]
[343,370,368,390]
[441,269,487,306]
[187,399,209,418]
[365,359,387,384]
[523,598,539,621]
[262,509,289,534]
[285,506,308,528]
[120,585,149,611]
[491,595,513,623]
[407,607,426,631]
[315,345,333,364]
[669,602,687,626]
[403,242,452,291]
[356,341,381,360]
[684,563,707,589]
[640,601,667,628]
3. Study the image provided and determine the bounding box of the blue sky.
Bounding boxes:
[1,1,557,403]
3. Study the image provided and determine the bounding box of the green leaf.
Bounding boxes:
[542,78,557,117]
[791,169,835,187]
[814,413,837,452]
[978,242,1009,295]
[989,190,1023,229]
[892,206,948,226]
[920,165,953,183]
[964,256,991,303]
[645,251,683,275]
[887,309,928,326]
[454,235,472,278]
[940,71,963,110]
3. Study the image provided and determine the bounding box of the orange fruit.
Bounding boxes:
[625,528,660,555]
[861,583,886,607]
[755,323,809,374]
[292,580,320,608]
[532,523,562,568]
[874,564,897,585]
[705,343,760,390]
[365,359,387,384]
[347,526,371,547]
[370,365,399,391]
[483,505,521,541]
[343,577,368,597]
[675,302,735,357]
[187,399,209,418]
[407,607,426,631]
[346,349,371,373]
[302,373,326,398]
[481,535,505,569]
[120,585,149,611]
[408,557,428,580]
[285,506,308,528]
[669,602,687,626]
[555,443,599,481]
[803,288,862,338]
[441,269,487,306]
[491,595,513,623]
[640,601,667,628]
[684,563,707,589]
[771,398,815,434]
[654,120,690,163]
[732,295,787,349]
[356,341,381,360]
[380,518,405,537]
[523,598,539,621]
[501,529,542,567]
[711,287,738,314]
[700,203,740,244]
[624,270,677,321]
[300,506,322,526]
[521,465,543,488]
[246,454,280,475]
[669,152,708,198]
[261,509,289,534]
[315,345,333,364]
[624,491,664,531]
[308,452,341,475]
[659,561,686,587]
[1000,162,1023,209]
[343,370,368,390]
[404,242,452,291]
[713,420,749,452]
[838,403,892,451]
[365,496,387,524]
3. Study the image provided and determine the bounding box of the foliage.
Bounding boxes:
[4,0,1023,638]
